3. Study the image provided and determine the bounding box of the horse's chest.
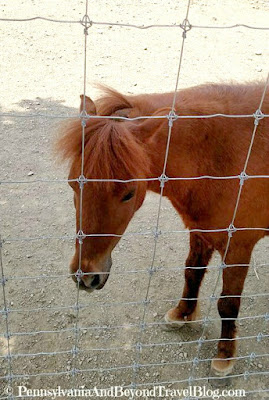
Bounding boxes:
[170,185,210,226]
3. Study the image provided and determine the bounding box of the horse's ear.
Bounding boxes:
[79,95,97,115]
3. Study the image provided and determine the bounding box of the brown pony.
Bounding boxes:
[57,83,269,377]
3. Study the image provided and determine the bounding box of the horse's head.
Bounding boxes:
[68,159,148,292]
[58,94,155,292]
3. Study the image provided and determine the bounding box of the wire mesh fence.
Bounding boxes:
[0,0,269,399]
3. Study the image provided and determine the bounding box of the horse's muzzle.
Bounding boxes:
[71,257,112,292]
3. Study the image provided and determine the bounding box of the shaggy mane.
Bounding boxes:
[56,118,150,185]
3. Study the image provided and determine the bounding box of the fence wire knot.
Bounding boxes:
[71,346,79,356]
[209,294,217,303]
[192,357,199,366]
[239,171,249,186]
[140,322,146,330]
[135,342,142,352]
[219,261,227,270]
[81,14,92,34]
[73,304,81,313]
[132,362,140,372]
[188,375,194,386]
[2,307,10,317]
[243,370,250,381]
[153,228,162,239]
[227,223,237,237]
[4,384,14,399]
[197,336,204,348]
[4,331,11,339]
[1,277,7,286]
[257,332,263,342]
[75,268,84,282]
[253,108,264,125]
[143,299,150,306]
[148,266,157,275]
[6,377,14,383]
[158,173,169,187]
[147,267,155,276]
[71,368,79,377]
[167,110,178,127]
[249,352,256,361]
[77,175,87,189]
[76,230,86,244]
[180,18,192,38]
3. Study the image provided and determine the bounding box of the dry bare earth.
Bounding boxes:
[0,0,269,399]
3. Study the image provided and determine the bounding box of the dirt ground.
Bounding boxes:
[0,0,269,399]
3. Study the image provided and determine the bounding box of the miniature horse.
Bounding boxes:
[57,83,269,377]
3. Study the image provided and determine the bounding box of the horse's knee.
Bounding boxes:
[186,240,212,267]
[217,296,240,320]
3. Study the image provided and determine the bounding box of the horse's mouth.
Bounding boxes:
[71,257,112,292]
[74,273,110,292]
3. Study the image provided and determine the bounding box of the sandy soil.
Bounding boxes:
[0,0,269,399]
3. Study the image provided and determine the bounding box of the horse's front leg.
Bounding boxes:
[165,233,214,328]
[211,242,252,377]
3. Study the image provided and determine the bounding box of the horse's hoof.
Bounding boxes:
[164,310,186,330]
[163,303,201,330]
[210,358,235,377]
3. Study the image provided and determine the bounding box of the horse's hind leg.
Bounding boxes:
[211,242,252,376]
[165,233,214,328]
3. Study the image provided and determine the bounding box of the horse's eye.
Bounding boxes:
[121,190,135,202]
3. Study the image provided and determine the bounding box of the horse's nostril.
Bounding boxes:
[73,273,101,290]
[91,274,100,288]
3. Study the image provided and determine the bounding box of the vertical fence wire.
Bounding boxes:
[0,236,14,400]
[70,0,90,388]
[132,0,192,393]
[224,72,269,249]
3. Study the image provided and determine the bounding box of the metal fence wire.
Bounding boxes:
[0,1,269,399]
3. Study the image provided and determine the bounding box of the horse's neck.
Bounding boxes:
[144,92,176,111]
[130,92,176,115]
[144,116,216,227]
[145,118,194,189]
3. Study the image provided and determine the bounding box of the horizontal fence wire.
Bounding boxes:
[0,369,268,388]
[0,313,267,337]
[0,15,269,31]
[1,335,269,361]
[1,111,269,119]
[2,226,269,243]
[1,261,269,280]
[1,291,268,318]
[2,173,269,185]
[0,1,269,399]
